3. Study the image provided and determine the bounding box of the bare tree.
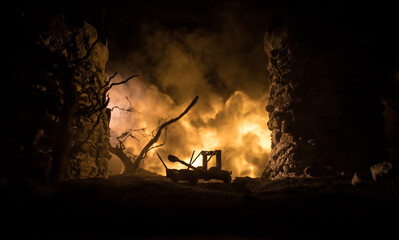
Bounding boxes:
[110,96,199,175]
[48,29,197,180]
[48,37,138,182]
[108,128,146,173]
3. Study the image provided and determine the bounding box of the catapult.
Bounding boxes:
[157,150,232,184]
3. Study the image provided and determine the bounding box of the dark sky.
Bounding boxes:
[12,0,398,72]
[104,0,273,61]
[102,0,398,78]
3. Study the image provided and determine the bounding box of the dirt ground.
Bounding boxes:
[2,172,399,239]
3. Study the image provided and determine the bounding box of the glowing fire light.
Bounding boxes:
[107,75,271,178]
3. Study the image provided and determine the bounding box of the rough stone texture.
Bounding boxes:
[262,6,388,179]
[39,15,111,180]
[263,27,315,179]
[12,12,111,181]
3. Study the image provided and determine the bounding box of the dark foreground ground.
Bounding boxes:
[1,172,399,239]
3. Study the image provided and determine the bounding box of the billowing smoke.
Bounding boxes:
[107,3,271,178]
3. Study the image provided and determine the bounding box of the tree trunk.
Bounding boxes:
[108,145,136,173]
[49,71,77,182]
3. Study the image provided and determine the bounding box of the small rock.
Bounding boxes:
[351,173,361,186]
[370,161,393,181]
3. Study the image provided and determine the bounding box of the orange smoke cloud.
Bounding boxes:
[107,6,270,178]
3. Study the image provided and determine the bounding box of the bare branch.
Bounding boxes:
[130,96,199,171]
[107,72,118,83]
[110,96,136,112]
[107,74,139,92]
[71,110,104,153]
[96,73,137,109]
[147,126,168,153]
[117,128,146,143]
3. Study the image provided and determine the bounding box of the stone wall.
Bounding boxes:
[11,11,111,181]
[40,15,111,180]
[262,4,388,179]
